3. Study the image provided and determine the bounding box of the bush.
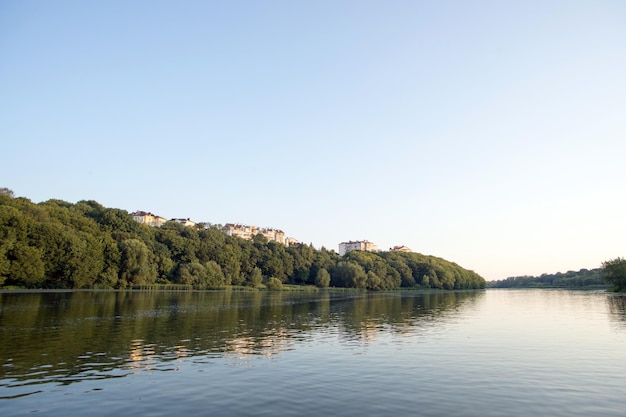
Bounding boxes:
[266,277,283,290]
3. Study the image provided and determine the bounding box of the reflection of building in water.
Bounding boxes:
[126,339,190,371]
[224,329,295,360]
[127,339,156,369]
[124,331,296,369]
[337,320,381,344]
[358,321,380,342]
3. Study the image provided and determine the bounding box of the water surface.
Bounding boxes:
[1,289,625,416]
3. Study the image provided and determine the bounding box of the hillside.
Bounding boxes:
[0,188,485,290]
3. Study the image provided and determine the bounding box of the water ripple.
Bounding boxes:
[1,290,625,417]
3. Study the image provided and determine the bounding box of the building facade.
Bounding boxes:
[285,237,299,247]
[171,218,196,227]
[338,240,379,256]
[223,223,298,246]
[389,245,412,253]
[131,211,168,227]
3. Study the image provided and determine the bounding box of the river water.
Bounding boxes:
[0,289,625,416]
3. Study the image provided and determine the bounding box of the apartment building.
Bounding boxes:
[223,223,298,246]
[285,237,299,247]
[132,211,198,228]
[171,218,196,227]
[390,245,412,253]
[338,240,379,256]
[130,212,298,245]
[131,211,168,227]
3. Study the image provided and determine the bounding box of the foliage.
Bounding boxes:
[0,187,486,291]
[119,239,157,287]
[247,267,263,288]
[315,268,331,288]
[602,257,626,292]
[489,268,607,289]
[266,277,283,291]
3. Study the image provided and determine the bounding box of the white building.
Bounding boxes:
[131,211,168,227]
[285,237,299,247]
[224,223,253,240]
[171,218,196,227]
[390,245,412,253]
[338,240,379,256]
[224,223,297,246]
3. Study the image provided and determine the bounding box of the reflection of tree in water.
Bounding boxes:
[333,291,484,343]
[0,290,484,391]
[607,294,626,324]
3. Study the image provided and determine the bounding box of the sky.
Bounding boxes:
[1,0,625,281]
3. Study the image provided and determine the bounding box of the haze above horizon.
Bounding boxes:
[2,1,625,281]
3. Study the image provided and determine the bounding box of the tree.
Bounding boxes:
[288,243,314,284]
[220,244,243,285]
[366,270,382,290]
[177,262,208,289]
[96,238,121,288]
[602,257,626,292]
[266,277,283,290]
[247,267,263,288]
[384,253,415,287]
[118,239,156,287]
[5,243,45,287]
[315,268,331,288]
[0,241,9,286]
[204,260,226,287]
[0,187,15,200]
[331,261,367,289]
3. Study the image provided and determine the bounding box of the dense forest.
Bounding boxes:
[488,268,607,289]
[0,188,485,290]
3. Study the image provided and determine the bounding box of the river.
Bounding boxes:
[1,289,625,416]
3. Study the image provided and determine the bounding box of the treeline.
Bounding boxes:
[0,188,485,290]
[488,268,606,289]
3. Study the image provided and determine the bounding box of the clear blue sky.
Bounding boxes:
[2,1,625,280]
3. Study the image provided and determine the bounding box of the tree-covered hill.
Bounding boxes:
[0,188,485,290]
[488,268,606,289]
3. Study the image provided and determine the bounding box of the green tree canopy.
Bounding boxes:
[602,257,626,292]
[315,268,331,288]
